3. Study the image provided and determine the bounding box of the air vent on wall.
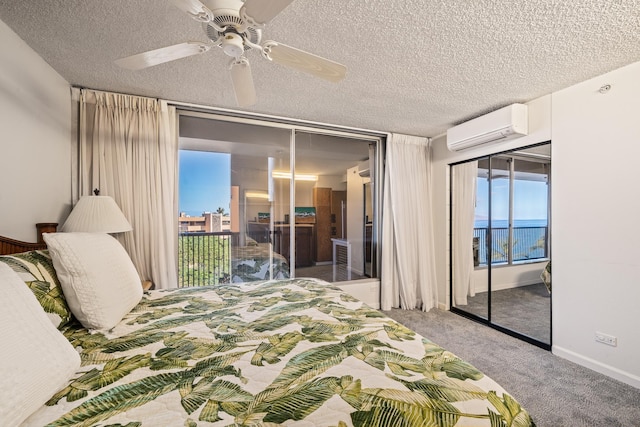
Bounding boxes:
[447,104,528,152]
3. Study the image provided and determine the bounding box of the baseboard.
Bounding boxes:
[492,278,542,291]
[474,279,543,293]
[553,345,640,389]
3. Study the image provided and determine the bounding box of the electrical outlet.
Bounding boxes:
[595,332,617,347]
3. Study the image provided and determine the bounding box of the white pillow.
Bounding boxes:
[0,263,81,426]
[43,232,143,331]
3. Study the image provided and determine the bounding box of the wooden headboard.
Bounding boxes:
[0,223,58,255]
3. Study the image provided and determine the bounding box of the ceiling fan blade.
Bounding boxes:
[263,41,346,83]
[169,0,213,22]
[115,42,210,70]
[230,58,257,107]
[241,0,294,25]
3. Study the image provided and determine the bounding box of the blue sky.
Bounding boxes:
[179,150,230,217]
[180,150,548,222]
[476,178,548,222]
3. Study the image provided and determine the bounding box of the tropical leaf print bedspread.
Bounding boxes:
[23,278,535,426]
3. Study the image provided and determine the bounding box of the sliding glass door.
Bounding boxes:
[293,131,375,281]
[451,142,551,348]
[176,112,381,286]
[178,116,291,285]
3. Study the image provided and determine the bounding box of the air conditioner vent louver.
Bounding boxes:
[332,239,351,282]
[213,14,242,28]
[447,104,528,152]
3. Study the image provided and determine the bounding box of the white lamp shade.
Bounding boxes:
[62,196,132,233]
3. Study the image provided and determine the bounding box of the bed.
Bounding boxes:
[0,226,535,427]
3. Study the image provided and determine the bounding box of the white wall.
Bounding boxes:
[551,61,640,388]
[0,19,71,241]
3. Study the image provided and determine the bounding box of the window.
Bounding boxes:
[177,151,233,286]
[474,155,549,266]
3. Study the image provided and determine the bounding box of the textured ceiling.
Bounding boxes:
[1,0,639,137]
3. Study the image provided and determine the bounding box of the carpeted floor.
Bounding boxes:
[383,308,640,427]
[461,282,551,344]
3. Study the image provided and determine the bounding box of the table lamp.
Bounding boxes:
[61,189,132,233]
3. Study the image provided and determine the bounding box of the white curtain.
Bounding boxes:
[381,134,438,311]
[452,161,478,305]
[78,89,178,289]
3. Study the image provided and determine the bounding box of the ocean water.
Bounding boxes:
[474,219,547,229]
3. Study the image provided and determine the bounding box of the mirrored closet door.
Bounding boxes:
[450,142,551,349]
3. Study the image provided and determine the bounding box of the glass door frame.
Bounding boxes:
[448,140,552,351]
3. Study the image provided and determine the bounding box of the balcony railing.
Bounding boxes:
[178,232,236,287]
[473,226,548,266]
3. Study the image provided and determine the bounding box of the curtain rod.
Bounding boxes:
[169,99,388,139]
[71,86,160,101]
[72,85,391,140]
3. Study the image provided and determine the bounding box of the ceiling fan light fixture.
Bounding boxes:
[221,33,245,57]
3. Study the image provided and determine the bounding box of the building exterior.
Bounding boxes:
[178,212,231,233]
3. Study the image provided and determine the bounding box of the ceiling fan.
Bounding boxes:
[115,0,347,107]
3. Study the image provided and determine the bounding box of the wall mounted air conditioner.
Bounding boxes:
[446,103,528,152]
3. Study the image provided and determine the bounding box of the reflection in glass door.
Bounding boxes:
[364,181,374,277]
[451,142,551,349]
[293,131,376,282]
[178,116,291,285]
[490,153,550,343]
[451,157,487,320]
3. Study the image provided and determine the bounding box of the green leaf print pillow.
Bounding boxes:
[0,250,73,329]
